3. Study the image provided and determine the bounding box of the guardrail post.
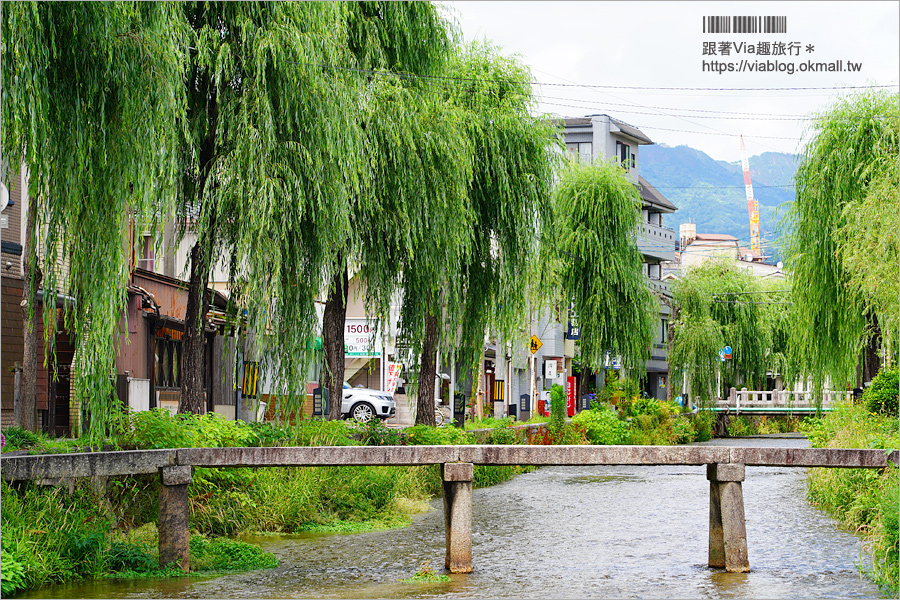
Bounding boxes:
[707,463,749,572]
[442,462,474,573]
[159,466,193,571]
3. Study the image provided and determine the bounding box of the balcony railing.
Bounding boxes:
[637,221,677,261]
[646,278,671,295]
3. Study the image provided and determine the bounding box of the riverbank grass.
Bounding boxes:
[803,400,899,595]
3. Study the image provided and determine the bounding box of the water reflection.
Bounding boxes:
[19,437,883,599]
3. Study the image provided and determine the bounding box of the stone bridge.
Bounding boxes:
[2,445,896,574]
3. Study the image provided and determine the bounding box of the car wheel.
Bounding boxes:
[351,402,376,422]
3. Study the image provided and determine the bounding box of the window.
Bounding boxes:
[138,234,155,272]
[661,319,669,344]
[616,141,631,170]
[155,327,183,389]
[566,142,592,162]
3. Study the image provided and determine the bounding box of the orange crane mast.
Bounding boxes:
[740,136,761,255]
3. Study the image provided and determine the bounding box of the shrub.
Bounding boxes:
[1,548,27,596]
[105,541,157,573]
[549,384,566,434]
[488,422,518,445]
[864,366,899,417]
[402,425,474,446]
[356,418,400,446]
[123,409,254,449]
[189,535,277,571]
[570,406,629,445]
[692,409,715,442]
[727,416,754,437]
[1,427,45,452]
[671,417,695,444]
[630,397,662,417]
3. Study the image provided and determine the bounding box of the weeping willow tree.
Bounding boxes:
[173,2,367,415]
[394,41,560,425]
[785,90,899,393]
[320,1,455,421]
[356,81,473,426]
[1,2,185,435]
[549,160,656,379]
[669,258,775,405]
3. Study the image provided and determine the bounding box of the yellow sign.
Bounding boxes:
[242,361,259,399]
[529,335,543,354]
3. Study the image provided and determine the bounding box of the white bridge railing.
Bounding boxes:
[717,387,852,412]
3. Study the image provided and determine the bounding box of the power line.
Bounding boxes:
[712,290,790,295]
[542,99,894,121]
[297,61,899,93]
[649,183,794,190]
[638,125,800,140]
[712,300,793,305]
[539,95,897,119]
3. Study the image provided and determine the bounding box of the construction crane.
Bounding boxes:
[740,136,761,255]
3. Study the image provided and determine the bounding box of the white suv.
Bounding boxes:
[341,383,396,421]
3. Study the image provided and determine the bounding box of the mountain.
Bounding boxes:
[640,144,798,256]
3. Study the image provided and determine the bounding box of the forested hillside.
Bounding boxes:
[641,144,797,256]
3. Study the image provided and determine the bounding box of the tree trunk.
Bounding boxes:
[323,261,348,421]
[861,313,882,385]
[17,196,41,432]
[178,81,218,415]
[178,240,212,414]
[416,312,439,426]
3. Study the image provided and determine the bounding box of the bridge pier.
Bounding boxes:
[707,463,749,572]
[159,466,193,571]
[442,462,474,573]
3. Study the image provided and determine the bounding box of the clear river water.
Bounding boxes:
[21,436,883,599]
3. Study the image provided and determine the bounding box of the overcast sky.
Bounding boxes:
[441,1,899,163]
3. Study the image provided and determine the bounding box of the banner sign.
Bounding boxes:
[345,319,381,357]
[545,360,557,379]
[566,376,576,417]
[385,363,402,394]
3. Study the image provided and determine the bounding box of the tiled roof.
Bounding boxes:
[638,176,677,212]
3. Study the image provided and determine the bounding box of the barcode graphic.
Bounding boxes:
[703,16,786,34]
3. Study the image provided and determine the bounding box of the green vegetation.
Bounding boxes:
[786,90,899,391]
[0,411,540,595]
[571,404,629,445]
[0,480,278,596]
[863,366,899,417]
[400,560,450,584]
[725,415,800,437]
[549,384,566,435]
[568,390,721,447]
[802,394,899,595]
[546,160,656,375]
[670,258,788,404]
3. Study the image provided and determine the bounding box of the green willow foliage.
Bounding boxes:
[350,2,465,348]
[670,258,777,403]
[395,40,561,381]
[2,3,186,436]
[552,160,655,374]
[785,90,899,390]
[669,313,721,405]
[177,2,363,414]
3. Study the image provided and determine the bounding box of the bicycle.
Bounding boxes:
[434,402,450,426]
